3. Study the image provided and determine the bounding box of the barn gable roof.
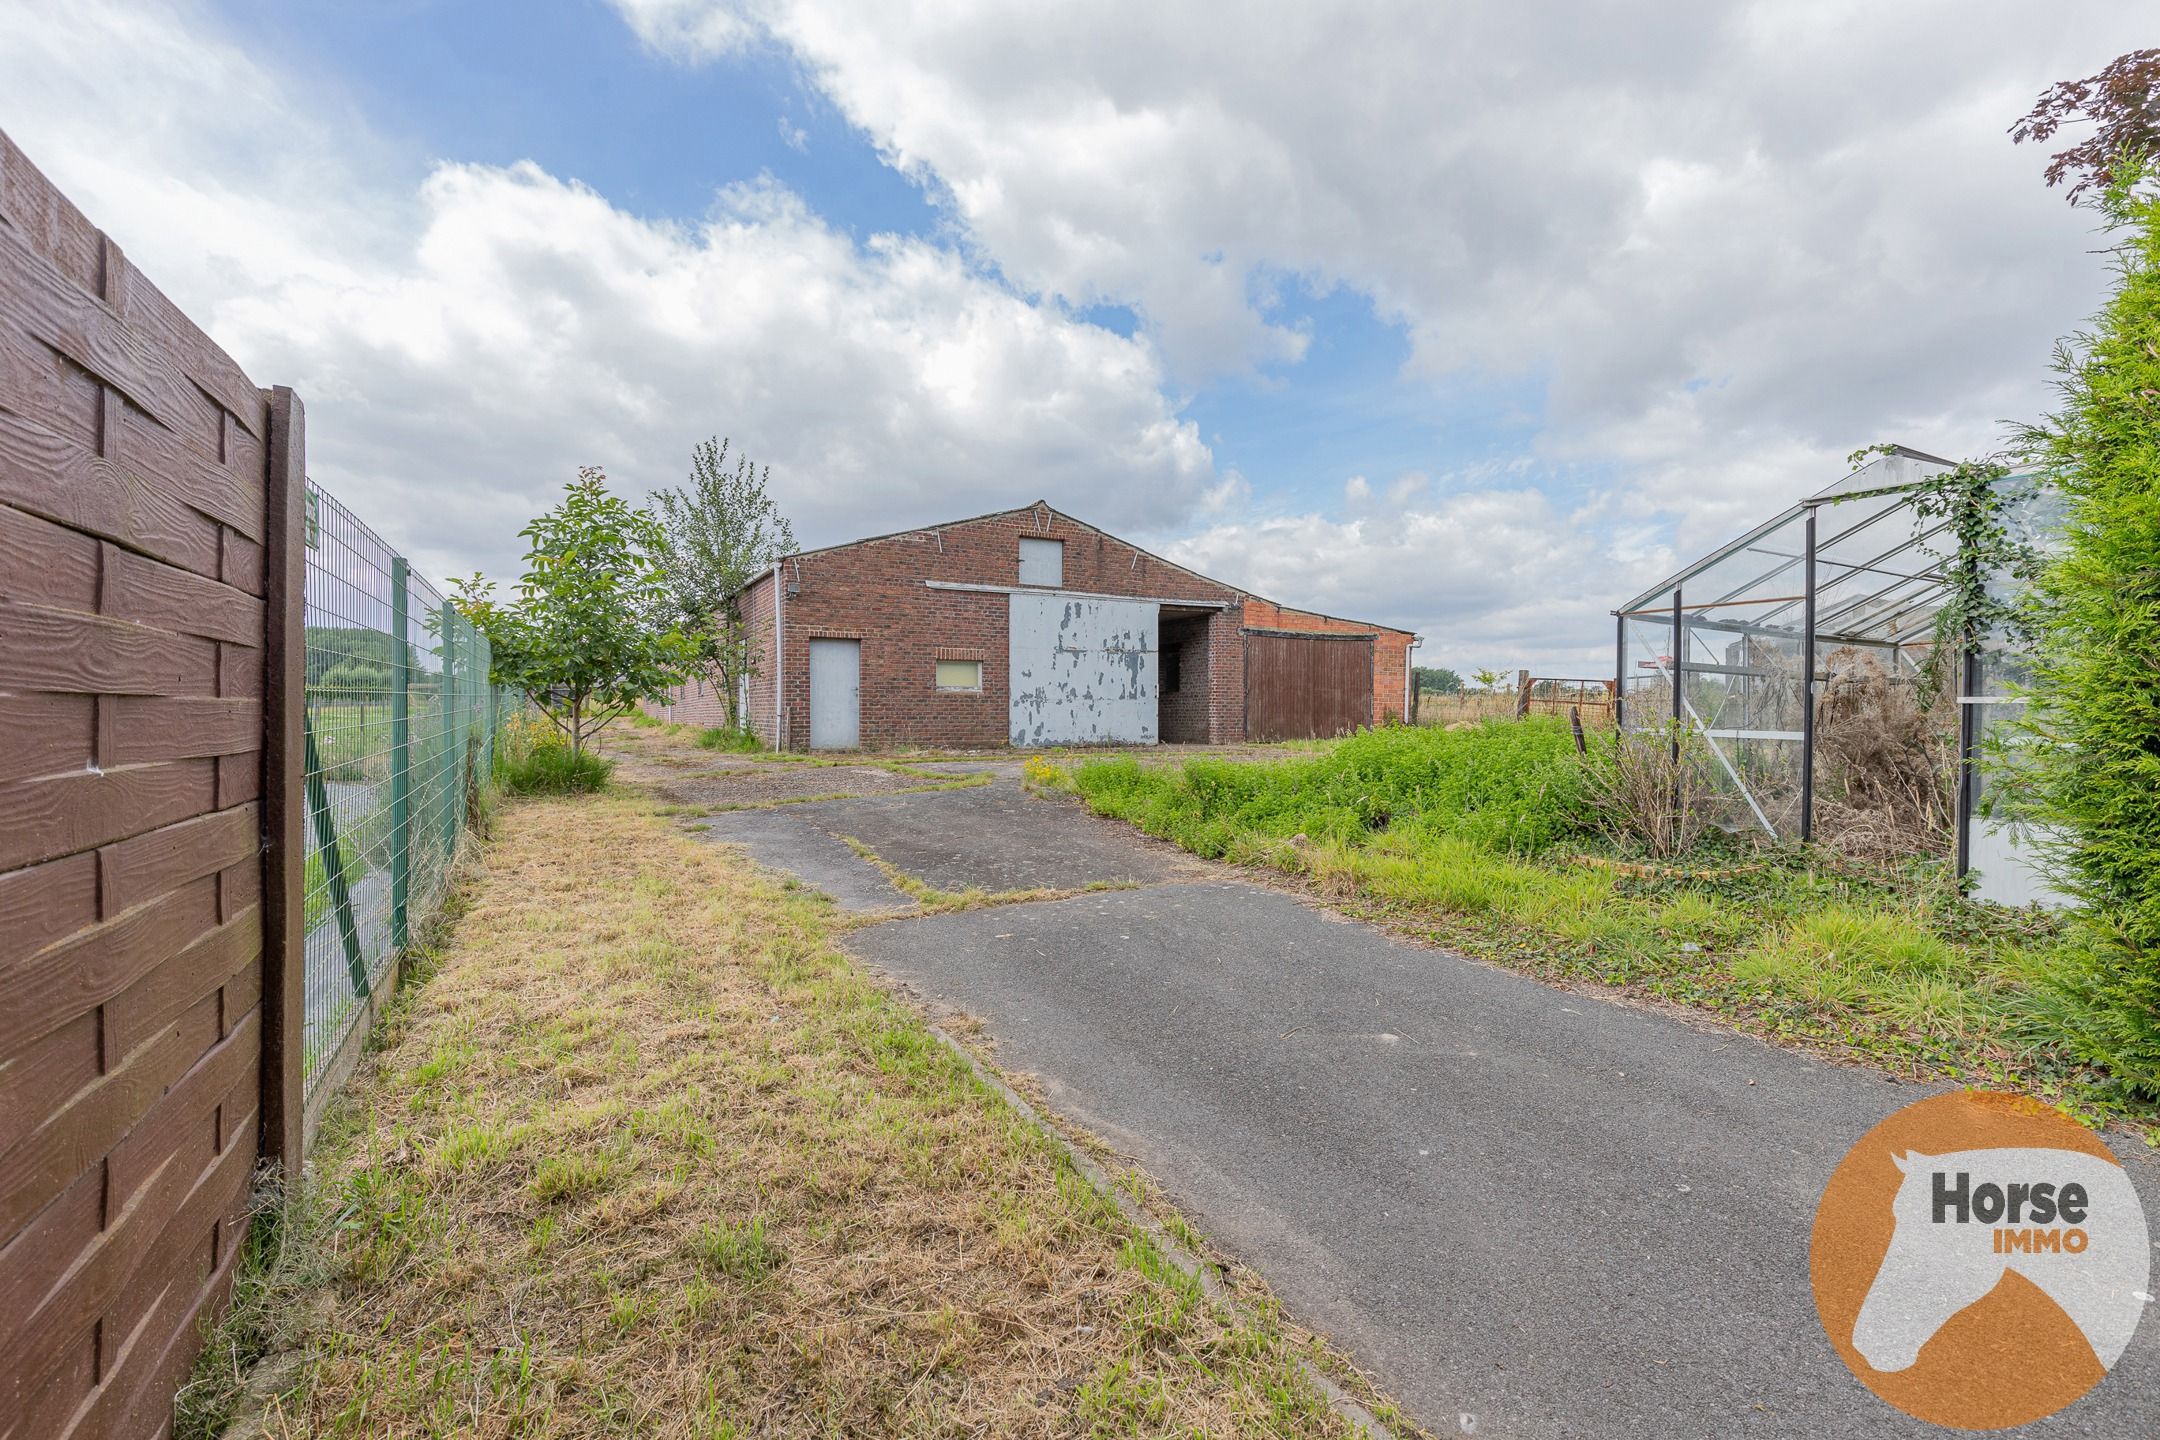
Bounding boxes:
[738,499,1417,640]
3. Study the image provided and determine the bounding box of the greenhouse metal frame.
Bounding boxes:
[1611,446,2056,898]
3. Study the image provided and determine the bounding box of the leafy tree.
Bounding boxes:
[2012,48,2160,203]
[456,467,693,758]
[2015,165,2160,1096]
[1415,665,1464,695]
[1471,667,1506,694]
[651,437,797,730]
[314,659,392,700]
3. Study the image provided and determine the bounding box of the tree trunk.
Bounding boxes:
[570,694,584,757]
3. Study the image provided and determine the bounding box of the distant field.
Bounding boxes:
[1415,689,1616,728]
[1412,692,1515,726]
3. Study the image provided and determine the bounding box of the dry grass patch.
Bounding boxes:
[834,835,1140,919]
[217,793,1392,1439]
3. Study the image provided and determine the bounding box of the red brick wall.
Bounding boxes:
[767,505,1248,750]
[740,570,779,747]
[722,503,1412,750]
[642,671,731,728]
[1241,598,1415,726]
[638,577,776,734]
[1206,608,1248,742]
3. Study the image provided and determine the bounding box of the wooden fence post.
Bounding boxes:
[260,386,308,1177]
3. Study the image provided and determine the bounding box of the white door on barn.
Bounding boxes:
[1008,593,1157,746]
[808,639,860,749]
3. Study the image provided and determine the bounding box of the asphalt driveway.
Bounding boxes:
[693,772,2160,1439]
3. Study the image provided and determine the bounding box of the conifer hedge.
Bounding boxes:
[2021,168,2160,1097]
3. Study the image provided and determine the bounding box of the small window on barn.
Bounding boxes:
[1018,537,1064,586]
[935,659,983,692]
[1161,643,1181,694]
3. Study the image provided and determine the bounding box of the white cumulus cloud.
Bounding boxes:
[0,0,1217,588]
[616,0,2146,629]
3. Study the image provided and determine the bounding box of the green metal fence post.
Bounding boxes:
[441,600,461,853]
[389,557,411,950]
[485,669,499,777]
[452,612,469,839]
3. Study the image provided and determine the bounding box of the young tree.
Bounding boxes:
[650,438,797,730]
[2016,166,2160,1096]
[1471,666,1506,694]
[2012,48,2160,202]
[457,467,693,757]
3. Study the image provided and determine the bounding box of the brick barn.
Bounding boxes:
[649,500,1418,750]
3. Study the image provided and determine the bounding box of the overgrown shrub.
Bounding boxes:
[2016,167,2160,1096]
[695,724,763,753]
[494,714,612,794]
[1578,722,1711,859]
[498,741,612,795]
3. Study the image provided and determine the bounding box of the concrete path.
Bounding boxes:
[695,773,2160,1439]
[700,780,1192,898]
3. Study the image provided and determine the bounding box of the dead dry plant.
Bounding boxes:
[1581,723,1713,859]
[1811,647,1958,862]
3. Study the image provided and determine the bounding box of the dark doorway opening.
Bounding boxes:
[1159,611,1213,743]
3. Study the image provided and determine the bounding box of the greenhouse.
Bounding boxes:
[1611,446,2061,905]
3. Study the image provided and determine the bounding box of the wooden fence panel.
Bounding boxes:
[0,127,289,1440]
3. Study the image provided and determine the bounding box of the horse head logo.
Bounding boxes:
[1850,1148,2145,1374]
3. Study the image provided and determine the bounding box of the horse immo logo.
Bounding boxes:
[1812,1091,2150,1430]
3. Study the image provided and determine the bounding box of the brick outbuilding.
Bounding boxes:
[649,501,1418,750]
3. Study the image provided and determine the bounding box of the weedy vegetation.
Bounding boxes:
[1060,719,2147,1128]
[494,713,614,795]
[693,724,764,752]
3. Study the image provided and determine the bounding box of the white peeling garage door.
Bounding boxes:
[1009,592,1157,746]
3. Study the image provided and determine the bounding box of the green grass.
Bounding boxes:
[307,702,391,781]
[301,834,369,937]
[694,724,763,752]
[305,696,469,781]
[688,1215,785,1282]
[496,741,613,795]
[177,792,1400,1438]
[494,719,614,796]
[1072,717,1591,857]
[1062,721,2145,1127]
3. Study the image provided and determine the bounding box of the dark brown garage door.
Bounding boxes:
[1244,631,1374,741]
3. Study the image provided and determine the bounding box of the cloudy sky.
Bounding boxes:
[0,2,2142,670]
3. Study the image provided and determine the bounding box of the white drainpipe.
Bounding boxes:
[772,561,785,750]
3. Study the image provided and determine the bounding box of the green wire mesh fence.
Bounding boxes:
[303,481,519,1100]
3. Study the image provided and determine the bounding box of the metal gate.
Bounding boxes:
[1244,631,1373,741]
[1009,593,1157,745]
